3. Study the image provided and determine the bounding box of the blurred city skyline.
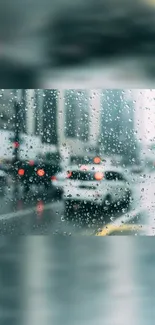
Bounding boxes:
[0,89,155,153]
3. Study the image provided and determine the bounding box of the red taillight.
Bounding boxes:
[29,160,35,166]
[13,142,20,149]
[18,168,25,176]
[67,171,72,178]
[94,157,101,164]
[36,200,44,218]
[37,169,45,177]
[51,176,57,181]
[13,141,19,149]
[94,172,104,181]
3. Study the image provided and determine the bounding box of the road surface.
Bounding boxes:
[0,170,154,235]
[1,229,155,325]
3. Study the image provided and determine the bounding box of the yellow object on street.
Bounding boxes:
[143,0,155,6]
[96,224,147,236]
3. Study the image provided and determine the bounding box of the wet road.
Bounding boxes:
[1,237,155,325]
[0,185,126,236]
[0,170,154,235]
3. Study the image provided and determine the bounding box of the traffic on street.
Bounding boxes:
[0,165,153,236]
[0,89,154,236]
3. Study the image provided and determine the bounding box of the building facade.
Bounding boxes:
[0,89,17,131]
[100,89,124,154]
[0,89,140,161]
[0,89,100,156]
[57,89,101,155]
[99,89,139,163]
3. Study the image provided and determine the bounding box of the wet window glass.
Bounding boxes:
[1,88,155,325]
[1,0,155,321]
[105,171,126,181]
[0,88,153,238]
[65,89,89,140]
[67,171,101,181]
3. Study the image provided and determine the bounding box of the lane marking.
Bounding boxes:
[0,201,60,221]
[143,0,155,6]
[0,201,148,237]
[96,224,148,236]
[96,207,147,236]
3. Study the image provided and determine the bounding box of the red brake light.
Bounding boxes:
[94,172,104,181]
[51,176,57,181]
[67,171,72,178]
[37,169,45,177]
[29,160,35,166]
[18,168,25,176]
[94,157,101,164]
[13,142,20,149]
[36,200,44,217]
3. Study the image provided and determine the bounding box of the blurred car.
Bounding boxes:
[64,164,132,216]
[70,155,113,166]
[96,224,147,236]
[51,171,67,198]
[130,163,144,174]
[13,154,62,194]
[51,158,111,198]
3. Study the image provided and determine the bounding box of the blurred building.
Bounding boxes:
[99,89,124,155]
[0,89,17,131]
[7,89,100,155]
[64,90,89,141]
[122,90,139,163]
[57,89,101,156]
[0,89,141,161]
[0,89,35,134]
[99,89,139,163]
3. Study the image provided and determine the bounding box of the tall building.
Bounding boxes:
[34,89,44,136]
[64,89,89,141]
[57,89,101,156]
[0,89,17,131]
[0,89,103,156]
[100,89,139,162]
[122,90,139,163]
[100,89,124,154]
[41,89,58,145]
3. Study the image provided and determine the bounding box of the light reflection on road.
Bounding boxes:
[15,238,155,325]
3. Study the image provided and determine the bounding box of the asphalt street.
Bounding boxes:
[1,234,155,325]
[0,170,154,235]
